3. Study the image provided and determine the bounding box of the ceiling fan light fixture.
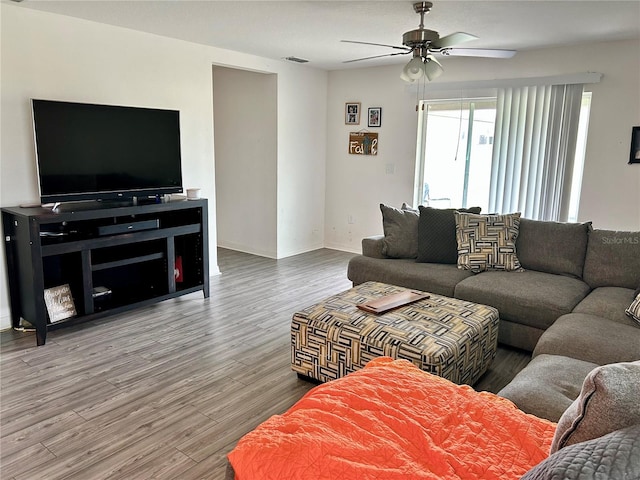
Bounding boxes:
[423,56,443,81]
[400,69,416,83]
[403,56,425,80]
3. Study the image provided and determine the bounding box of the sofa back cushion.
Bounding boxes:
[516,219,591,279]
[582,230,640,289]
[417,206,481,264]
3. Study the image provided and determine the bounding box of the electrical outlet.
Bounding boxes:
[348,215,355,224]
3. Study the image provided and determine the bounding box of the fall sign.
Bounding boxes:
[349,132,378,156]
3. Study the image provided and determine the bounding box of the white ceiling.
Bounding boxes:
[8,0,640,70]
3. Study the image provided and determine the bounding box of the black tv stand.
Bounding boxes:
[2,199,209,346]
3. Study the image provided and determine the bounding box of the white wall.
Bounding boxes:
[0,4,328,330]
[324,39,640,253]
[212,64,329,259]
[276,67,328,257]
[213,67,278,257]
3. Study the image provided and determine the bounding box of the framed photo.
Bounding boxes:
[629,126,640,164]
[345,102,360,125]
[368,107,382,127]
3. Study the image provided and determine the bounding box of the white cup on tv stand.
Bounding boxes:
[186,188,201,200]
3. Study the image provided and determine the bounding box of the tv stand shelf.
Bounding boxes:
[2,199,209,346]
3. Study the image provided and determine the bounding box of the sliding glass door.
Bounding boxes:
[414,93,591,220]
[415,99,496,211]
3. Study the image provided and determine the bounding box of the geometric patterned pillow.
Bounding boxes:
[626,293,640,325]
[454,212,523,273]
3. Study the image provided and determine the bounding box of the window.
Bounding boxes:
[415,90,591,222]
[567,92,592,222]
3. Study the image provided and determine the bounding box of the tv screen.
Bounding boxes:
[32,99,183,203]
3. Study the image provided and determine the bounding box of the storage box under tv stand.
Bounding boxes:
[2,199,209,346]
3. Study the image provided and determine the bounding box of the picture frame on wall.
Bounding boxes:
[630,126,640,164]
[368,107,382,127]
[345,102,360,125]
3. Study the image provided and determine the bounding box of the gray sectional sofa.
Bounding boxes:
[347,205,640,421]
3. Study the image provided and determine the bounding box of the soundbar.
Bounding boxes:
[97,219,159,236]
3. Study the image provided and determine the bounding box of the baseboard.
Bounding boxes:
[0,308,11,331]
[322,241,360,254]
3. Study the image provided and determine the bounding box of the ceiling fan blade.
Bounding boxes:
[438,48,517,58]
[431,32,478,49]
[343,51,411,64]
[341,40,410,52]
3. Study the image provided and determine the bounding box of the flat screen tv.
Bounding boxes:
[32,99,183,204]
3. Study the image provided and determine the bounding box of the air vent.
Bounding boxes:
[284,56,309,64]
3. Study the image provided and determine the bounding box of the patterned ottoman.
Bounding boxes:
[291,281,499,385]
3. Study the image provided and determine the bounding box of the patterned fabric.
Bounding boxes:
[455,212,523,273]
[626,293,640,325]
[291,281,499,385]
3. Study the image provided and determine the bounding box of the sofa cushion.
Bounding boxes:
[455,271,590,331]
[416,206,481,264]
[522,424,640,480]
[582,229,640,289]
[347,255,473,298]
[626,293,640,325]
[516,218,591,279]
[550,361,640,453]
[533,313,640,365]
[498,354,598,422]
[380,204,419,259]
[573,286,638,325]
[455,212,522,273]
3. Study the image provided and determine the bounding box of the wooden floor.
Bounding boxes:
[0,248,531,480]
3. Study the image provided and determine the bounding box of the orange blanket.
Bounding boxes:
[228,357,555,479]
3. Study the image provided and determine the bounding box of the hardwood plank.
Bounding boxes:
[0,247,531,479]
[0,442,56,479]
[1,410,86,458]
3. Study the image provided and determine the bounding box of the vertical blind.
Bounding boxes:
[489,83,584,221]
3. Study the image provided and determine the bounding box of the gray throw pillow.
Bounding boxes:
[416,206,481,264]
[522,424,640,480]
[380,203,419,259]
[550,360,640,453]
[515,219,592,279]
[401,202,418,213]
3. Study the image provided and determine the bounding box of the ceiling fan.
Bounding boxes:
[342,1,516,82]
